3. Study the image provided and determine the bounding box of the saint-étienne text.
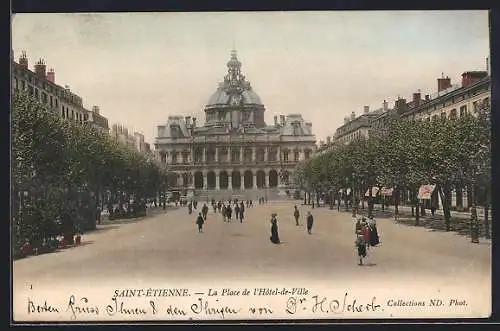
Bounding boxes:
[113,288,190,298]
[286,293,381,315]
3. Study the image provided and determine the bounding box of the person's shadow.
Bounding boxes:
[361,262,377,267]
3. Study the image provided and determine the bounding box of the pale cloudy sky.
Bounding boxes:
[11,11,489,145]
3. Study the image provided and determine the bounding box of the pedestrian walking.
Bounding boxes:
[250,200,253,207]
[293,205,300,226]
[202,203,209,220]
[188,201,193,215]
[234,203,240,221]
[361,217,371,250]
[239,201,245,222]
[227,204,232,221]
[270,213,280,244]
[196,213,204,233]
[306,211,314,234]
[221,204,227,222]
[355,232,367,265]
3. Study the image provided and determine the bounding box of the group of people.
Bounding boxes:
[194,198,250,233]
[269,206,315,244]
[354,215,380,265]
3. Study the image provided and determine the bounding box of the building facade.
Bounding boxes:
[154,50,316,198]
[327,66,491,212]
[109,123,150,155]
[11,51,109,134]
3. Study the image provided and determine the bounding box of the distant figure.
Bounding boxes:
[196,212,204,233]
[355,233,367,265]
[227,204,232,221]
[239,201,245,222]
[306,211,314,234]
[188,201,193,215]
[234,204,240,221]
[270,213,280,244]
[193,201,198,209]
[265,196,268,203]
[221,204,227,222]
[249,200,253,207]
[202,203,209,220]
[293,205,300,226]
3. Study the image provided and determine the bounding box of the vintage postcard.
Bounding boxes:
[11,11,491,322]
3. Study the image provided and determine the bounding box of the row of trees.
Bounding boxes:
[294,103,491,236]
[12,91,168,255]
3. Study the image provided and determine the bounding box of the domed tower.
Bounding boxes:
[204,50,266,130]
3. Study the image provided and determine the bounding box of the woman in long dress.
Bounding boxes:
[368,216,380,246]
[270,213,280,244]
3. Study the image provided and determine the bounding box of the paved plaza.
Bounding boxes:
[13,201,491,290]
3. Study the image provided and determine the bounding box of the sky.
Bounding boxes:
[11,11,490,145]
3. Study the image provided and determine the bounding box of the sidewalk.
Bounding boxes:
[303,201,492,240]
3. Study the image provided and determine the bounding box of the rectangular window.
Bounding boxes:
[294,151,300,162]
[55,98,59,108]
[49,95,53,107]
[283,151,289,162]
[460,105,467,117]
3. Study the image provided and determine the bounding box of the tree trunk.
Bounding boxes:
[420,204,426,216]
[329,191,334,210]
[307,191,311,205]
[394,186,400,220]
[413,187,420,225]
[438,184,452,231]
[368,185,374,218]
[484,203,490,239]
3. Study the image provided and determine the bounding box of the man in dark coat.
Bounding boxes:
[196,213,204,233]
[293,205,300,226]
[306,211,314,234]
[202,203,209,220]
[239,201,245,222]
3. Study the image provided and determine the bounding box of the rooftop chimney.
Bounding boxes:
[274,115,278,127]
[64,85,70,91]
[305,122,312,134]
[437,73,452,92]
[46,68,55,83]
[19,51,28,69]
[34,58,47,80]
[344,116,349,124]
[383,100,388,111]
[395,98,407,114]
[326,136,331,144]
[350,111,356,120]
[413,91,421,107]
[92,106,100,114]
[363,105,369,114]
[280,115,285,126]
[461,71,488,87]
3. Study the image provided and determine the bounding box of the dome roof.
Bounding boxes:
[207,87,262,106]
[206,50,263,107]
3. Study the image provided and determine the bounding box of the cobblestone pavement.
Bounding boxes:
[13,201,491,293]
